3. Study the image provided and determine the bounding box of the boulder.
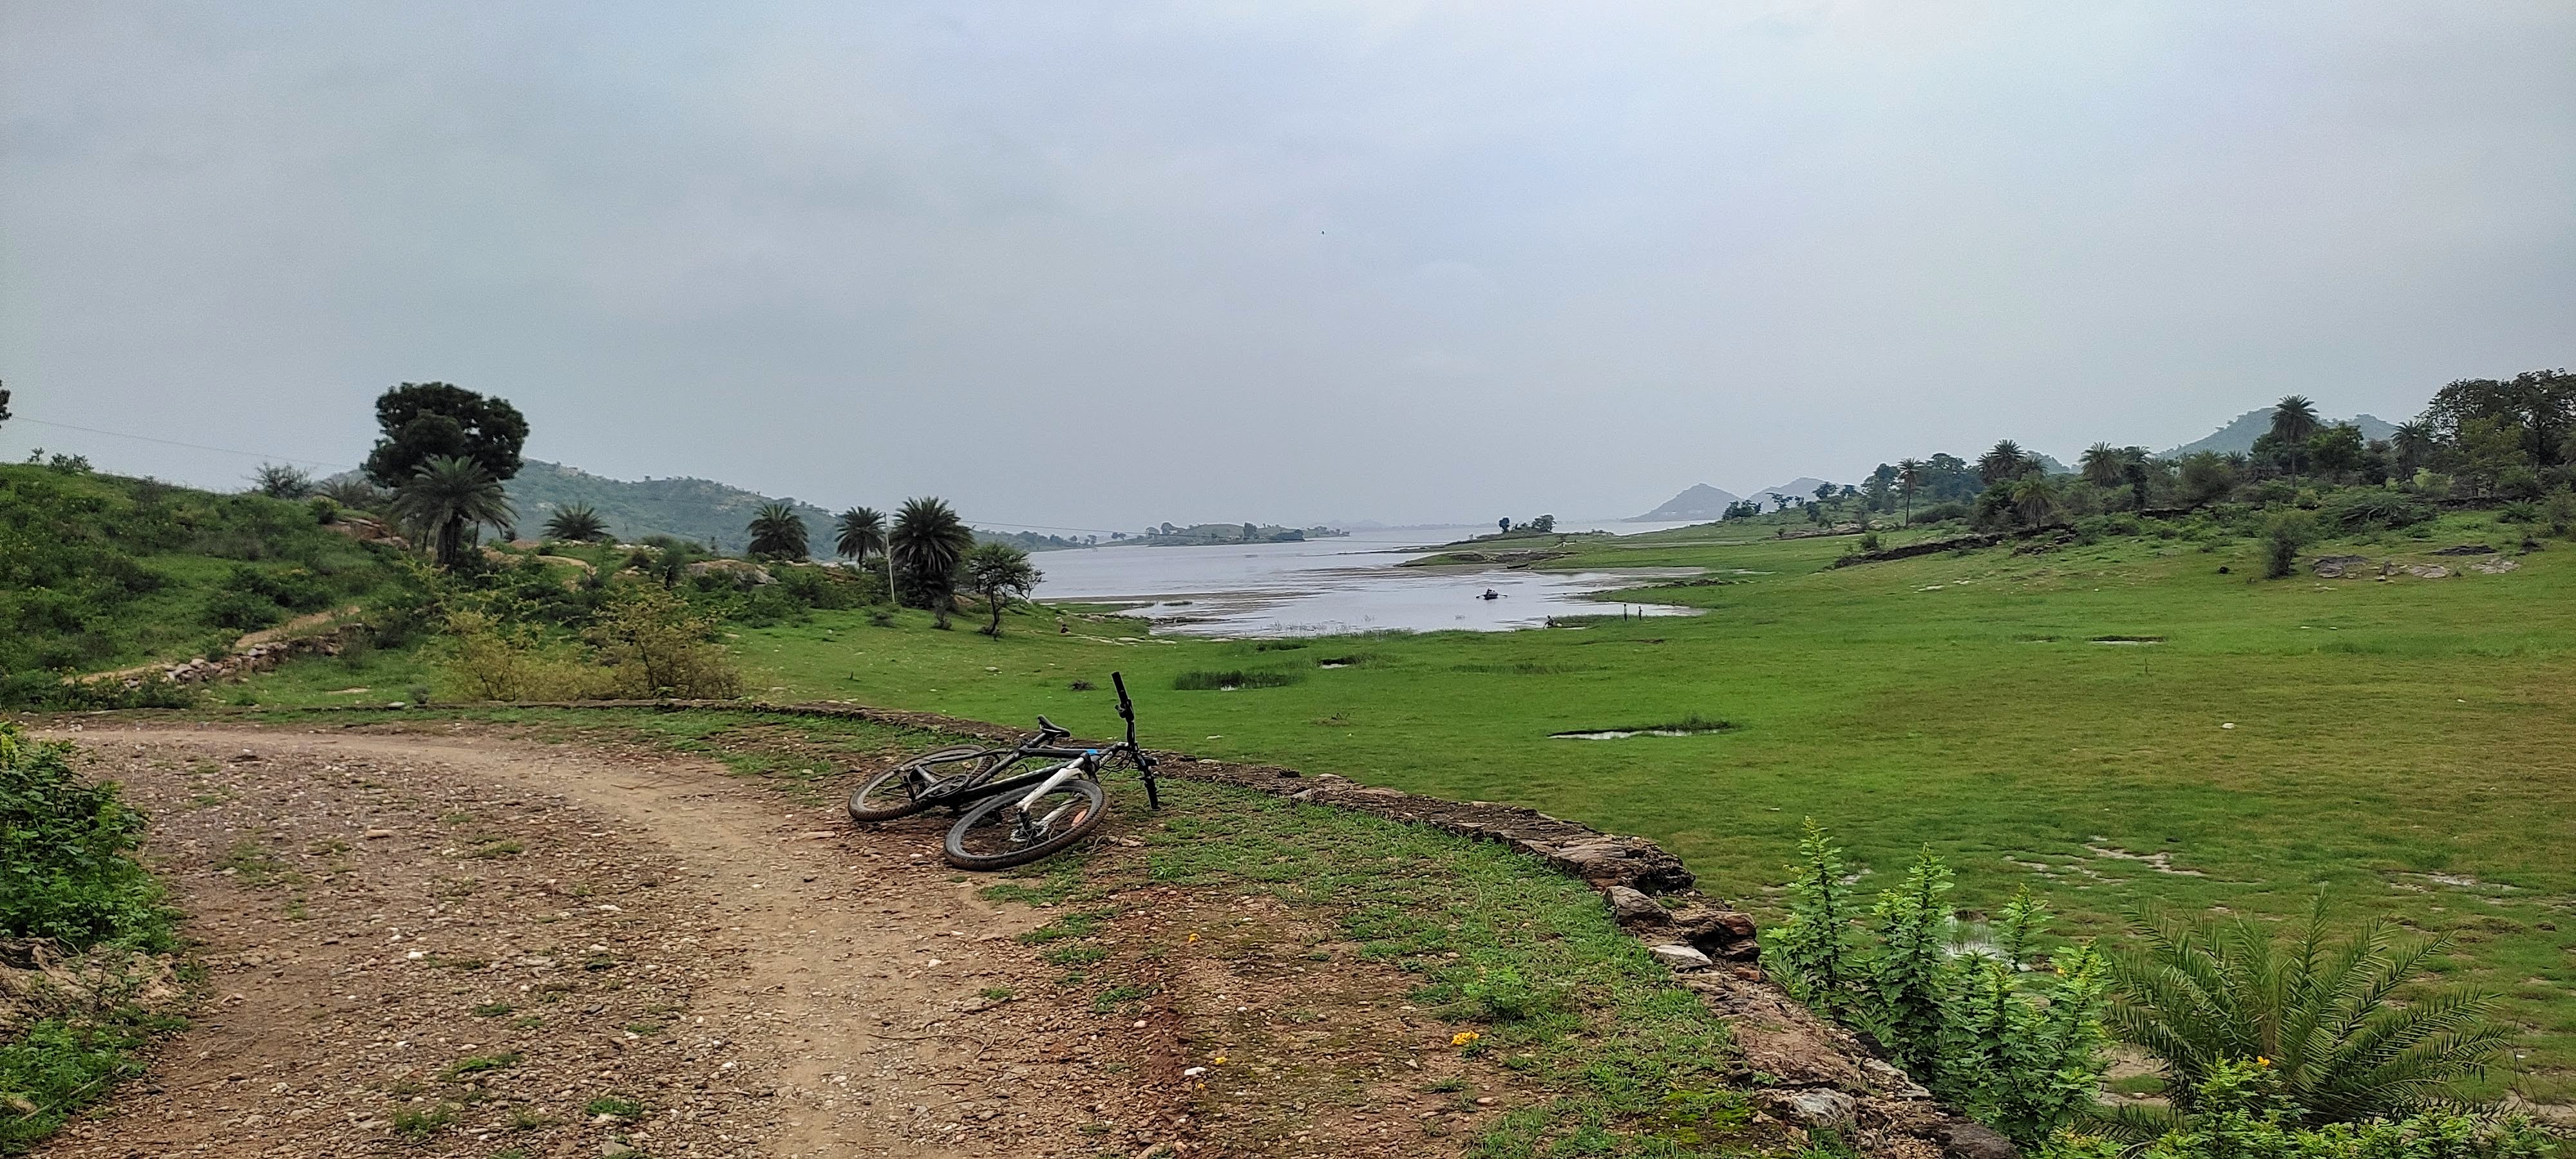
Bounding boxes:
[1761,1087,1858,1131]
[1602,886,1666,926]
[2403,564,2451,579]
[687,559,777,585]
[1944,1120,2020,1159]
[1666,905,1760,959]
[2473,558,2521,575]
[2430,543,2497,556]
[2311,554,2369,579]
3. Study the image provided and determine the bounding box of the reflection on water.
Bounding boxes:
[1031,522,1706,637]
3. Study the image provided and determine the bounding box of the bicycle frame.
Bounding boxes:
[904,670,1160,812]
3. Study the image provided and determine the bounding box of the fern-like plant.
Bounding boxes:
[2104,898,2514,1133]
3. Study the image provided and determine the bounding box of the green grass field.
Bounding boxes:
[240,511,2576,1099]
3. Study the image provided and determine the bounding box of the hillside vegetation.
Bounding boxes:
[0,462,412,701]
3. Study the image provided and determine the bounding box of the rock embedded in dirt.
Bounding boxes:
[1944,1119,2022,1159]
[1602,886,1665,926]
[1763,1087,1859,1130]
[2310,554,2370,578]
[1648,943,1714,970]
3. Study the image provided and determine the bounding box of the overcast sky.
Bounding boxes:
[5,3,2570,529]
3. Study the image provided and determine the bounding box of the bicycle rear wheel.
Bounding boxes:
[942,778,1108,870]
[848,746,998,823]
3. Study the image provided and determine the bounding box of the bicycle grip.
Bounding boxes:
[1112,671,1133,719]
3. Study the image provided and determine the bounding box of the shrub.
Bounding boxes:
[2495,500,2541,525]
[2041,1060,2559,1159]
[432,610,603,702]
[1759,823,2110,1148]
[2548,489,2576,536]
[1909,502,1972,526]
[2104,900,2512,1131]
[2324,489,2432,531]
[0,724,174,949]
[585,585,743,699]
[2261,511,2318,579]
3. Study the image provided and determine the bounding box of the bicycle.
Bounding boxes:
[844,672,1161,870]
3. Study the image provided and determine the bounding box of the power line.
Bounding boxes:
[14,417,358,470]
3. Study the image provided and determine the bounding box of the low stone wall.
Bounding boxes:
[461,696,2007,1157]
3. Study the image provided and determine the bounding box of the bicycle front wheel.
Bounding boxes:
[848,746,995,823]
[942,778,1108,870]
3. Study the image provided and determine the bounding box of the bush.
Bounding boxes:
[2040,1060,2559,1159]
[2261,511,2318,580]
[1909,502,1972,526]
[585,585,743,699]
[1759,824,2110,1147]
[432,610,603,702]
[0,724,174,950]
[0,672,194,711]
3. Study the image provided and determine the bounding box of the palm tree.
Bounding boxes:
[545,504,609,543]
[2104,900,2512,1135]
[834,507,886,564]
[960,542,1042,637]
[2391,420,2436,476]
[2271,395,2322,481]
[1978,440,2034,485]
[393,455,515,569]
[889,496,974,627]
[1896,458,1924,524]
[2008,474,2060,526]
[746,503,809,560]
[2079,442,2126,488]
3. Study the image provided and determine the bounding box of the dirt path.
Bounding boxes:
[33,721,1192,1158]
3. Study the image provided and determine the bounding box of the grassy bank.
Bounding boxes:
[231,509,2576,1100]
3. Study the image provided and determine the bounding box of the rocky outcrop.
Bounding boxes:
[323,514,406,549]
[2311,554,2371,578]
[687,559,776,585]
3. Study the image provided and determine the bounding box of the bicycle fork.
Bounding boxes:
[1012,753,1098,840]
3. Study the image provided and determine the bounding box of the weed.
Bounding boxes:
[584,1095,644,1121]
[1171,669,1302,691]
[392,1103,459,1136]
[441,1052,521,1079]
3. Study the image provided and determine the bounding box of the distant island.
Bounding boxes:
[1110,522,1348,547]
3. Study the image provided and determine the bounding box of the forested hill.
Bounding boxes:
[502,461,835,553]
[2164,409,2400,458]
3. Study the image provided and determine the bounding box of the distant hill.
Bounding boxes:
[504,461,837,554]
[1631,483,1743,521]
[2163,410,2400,459]
[1746,478,1837,505]
[500,462,1086,554]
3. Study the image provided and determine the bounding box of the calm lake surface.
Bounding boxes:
[1030,521,1708,637]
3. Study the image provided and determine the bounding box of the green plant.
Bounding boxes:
[584,585,743,699]
[392,1102,459,1136]
[2260,511,2317,579]
[1864,849,1955,1071]
[2104,900,2514,1131]
[2041,1059,2561,1159]
[1171,669,1302,691]
[583,1095,644,1120]
[0,725,173,948]
[1758,820,1860,1015]
[442,1052,520,1079]
[544,504,609,543]
[833,506,886,565]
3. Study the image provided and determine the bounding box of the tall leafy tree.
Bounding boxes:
[362,382,529,489]
[960,542,1041,637]
[745,503,810,560]
[889,496,974,627]
[2390,420,2437,476]
[2106,899,2512,1132]
[251,463,314,499]
[2009,475,2060,525]
[392,455,516,569]
[833,507,886,563]
[544,504,609,542]
[2421,368,2575,469]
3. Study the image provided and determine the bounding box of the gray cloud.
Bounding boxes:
[5,1,2570,528]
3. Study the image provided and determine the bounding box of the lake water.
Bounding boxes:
[1030,520,1709,637]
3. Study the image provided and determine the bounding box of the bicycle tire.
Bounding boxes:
[847,746,994,823]
[942,778,1108,870]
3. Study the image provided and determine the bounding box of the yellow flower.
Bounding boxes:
[1213,1055,1227,1065]
[1187,933,1198,943]
[1452,1031,1481,1048]
[2255,1057,2270,1067]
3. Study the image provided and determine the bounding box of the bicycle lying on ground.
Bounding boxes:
[845,672,1161,869]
